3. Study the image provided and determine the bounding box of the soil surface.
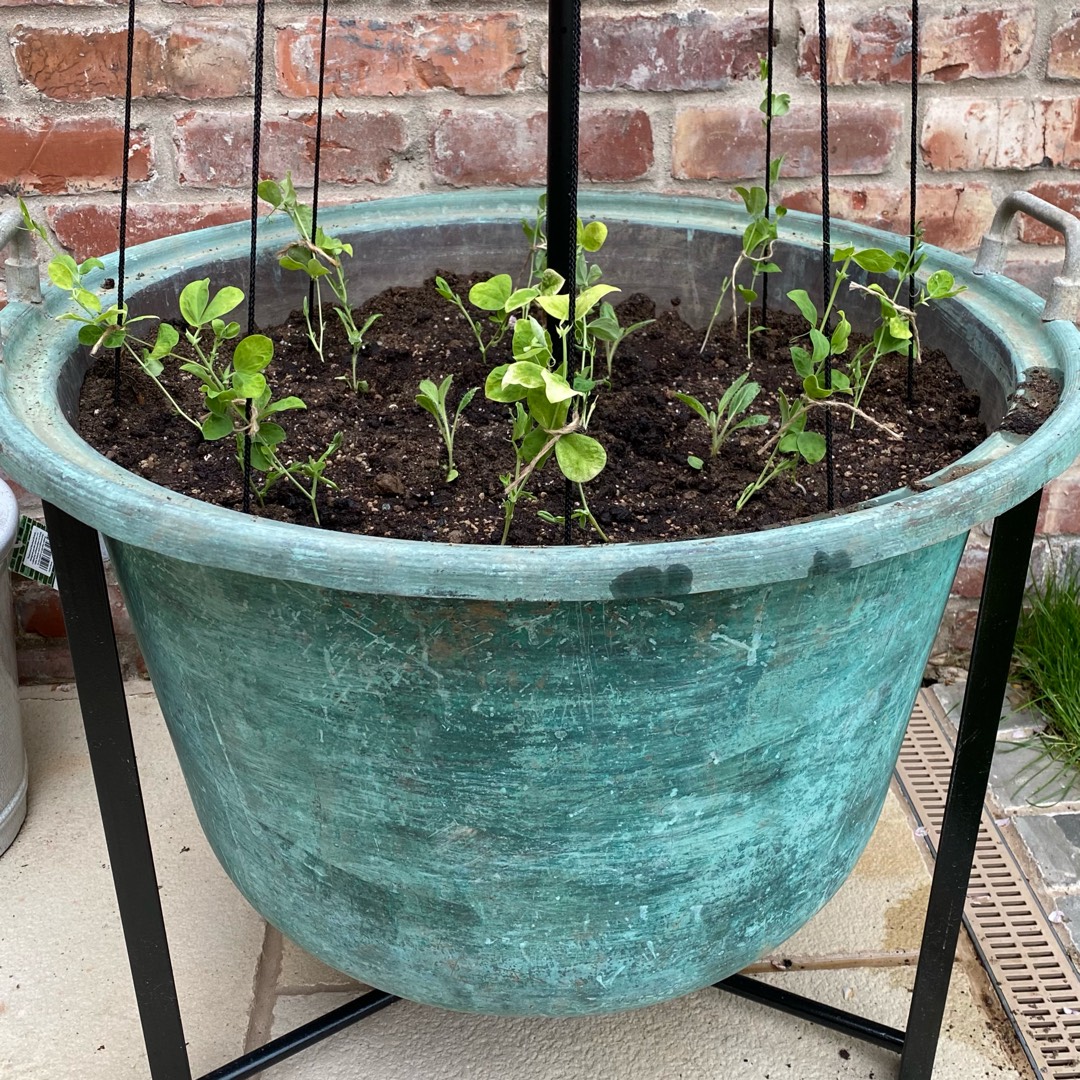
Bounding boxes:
[79,273,997,545]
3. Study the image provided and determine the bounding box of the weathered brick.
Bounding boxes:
[672,102,901,180]
[579,11,767,92]
[48,203,250,260]
[1041,464,1080,535]
[12,22,254,101]
[0,117,151,195]
[431,108,654,186]
[277,15,525,98]
[782,184,995,252]
[922,98,1052,171]
[1017,182,1080,244]
[799,4,1034,84]
[951,537,989,599]
[1049,17,1080,79]
[174,110,407,188]
[0,0,120,5]
[16,582,65,638]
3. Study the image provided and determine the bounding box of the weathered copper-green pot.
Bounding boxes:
[1,191,1078,1016]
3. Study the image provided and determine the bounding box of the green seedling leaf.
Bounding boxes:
[688,455,704,470]
[47,254,79,291]
[485,364,525,402]
[578,220,607,252]
[233,333,274,373]
[434,276,456,302]
[148,323,179,360]
[503,361,545,390]
[201,413,233,440]
[735,185,768,218]
[788,289,817,326]
[926,269,960,299]
[73,288,101,314]
[535,293,570,323]
[202,286,244,324]
[830,315,851,354]
[79,257,105,275]
[256,422,287,449]
[673,391,709,421]
[262,396,306,416]
[540,368,578,403]
[538,268,565,296]
[78,324,106,347]
[790,345,814,378]
[179,278,211,327]
[232,371,268,400]
[796,431,827,463]
[511,316,551,362]
[853,248,895,274]
[469,274,513,311]
[575,283,619,320]
[257,179,284,207]
[555,433,607,483]
[505,287,539,312]
[809,328,831,364]
[737,285,758,304]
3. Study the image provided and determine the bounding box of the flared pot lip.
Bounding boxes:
[1,188,1078,602]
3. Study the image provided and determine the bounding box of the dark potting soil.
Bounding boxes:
[79,273,997,545]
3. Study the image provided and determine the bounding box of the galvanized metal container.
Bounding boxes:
[0,191,1077,1014]
[0,480,26,856]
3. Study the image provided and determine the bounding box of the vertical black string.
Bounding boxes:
[114,0,137,405]
[308,0,331,317]
[761,0,777,326]
[243,0,268,514]
[818,0,835,511]
[547,0,581,545]
[907,0,920,406]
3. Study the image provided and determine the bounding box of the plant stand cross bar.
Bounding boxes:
[41,487,1043,1079]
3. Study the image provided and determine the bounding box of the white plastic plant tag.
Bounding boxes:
[9,515,56,588]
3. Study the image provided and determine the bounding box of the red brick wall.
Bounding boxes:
[1,1,1078,677]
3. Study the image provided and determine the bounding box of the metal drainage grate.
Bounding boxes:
[895,690,1080,1080]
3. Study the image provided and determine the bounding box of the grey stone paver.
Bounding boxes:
[1013,815,1080,888]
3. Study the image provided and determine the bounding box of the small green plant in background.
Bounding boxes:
[258,175,381,390]
[415,375,477,482]
[673,373,768,470]
[702,58,789,357]
[1011,559,1080,800]
[435,274,513,363]
[736,388,826,510]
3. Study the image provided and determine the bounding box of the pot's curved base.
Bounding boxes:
[108,531,963,1016]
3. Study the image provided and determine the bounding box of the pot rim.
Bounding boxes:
[1,188,1077,601]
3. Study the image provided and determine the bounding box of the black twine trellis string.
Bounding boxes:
[243,0,269,514]
[907,0,920,406]
[308,0,331,319]
[546,0,582,545]
[760,0,777,326]
[818,0,835,512]
[114,0,138,406]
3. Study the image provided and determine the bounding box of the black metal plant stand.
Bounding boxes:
[41,487,1044,1080]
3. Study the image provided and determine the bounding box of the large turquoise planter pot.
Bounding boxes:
[1,191,1079,1016]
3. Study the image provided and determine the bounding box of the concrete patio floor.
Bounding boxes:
[0,684,1034,1079]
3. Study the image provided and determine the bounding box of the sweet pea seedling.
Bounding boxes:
[416,374,478,482]
[259,174,380,392]
[673,372,768,469]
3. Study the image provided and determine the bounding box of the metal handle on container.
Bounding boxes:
[973,191,1080,322]
[0,207,41,305]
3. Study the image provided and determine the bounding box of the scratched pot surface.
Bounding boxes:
[109,531,962,1016]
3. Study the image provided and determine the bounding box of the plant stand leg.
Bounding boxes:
[43,502,192,1080]
[898,487,1043,1079]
